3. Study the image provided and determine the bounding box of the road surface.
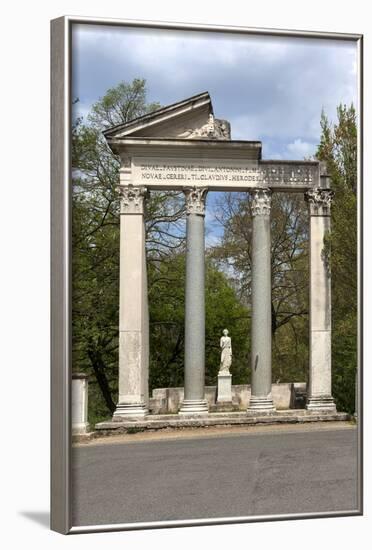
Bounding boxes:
[72,425,359,526]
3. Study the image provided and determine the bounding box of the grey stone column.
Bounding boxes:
[179,187,209,415]
[113,184,149,419]
[248,189,275,412]
[305,181,336,411]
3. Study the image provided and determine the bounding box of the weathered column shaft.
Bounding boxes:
[184,214,205,399]
[179,187,208,415]
[305,183,336,411]
[114,184,149,419]
[248,189,275,411]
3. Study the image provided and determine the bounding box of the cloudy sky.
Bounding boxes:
[72,24,357,245]
[72,24,357,160]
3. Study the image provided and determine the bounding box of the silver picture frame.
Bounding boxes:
[51,15,363,534]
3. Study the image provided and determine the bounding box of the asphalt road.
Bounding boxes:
[72,426,359,526]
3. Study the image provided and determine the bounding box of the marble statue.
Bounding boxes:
[219,329,232,373]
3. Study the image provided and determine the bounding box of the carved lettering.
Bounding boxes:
[132,159,319,189]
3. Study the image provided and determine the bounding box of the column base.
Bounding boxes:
[112,403,149,420]
[72,422,90,436]
[247,395,276,413]
[179,399,209,416]
[306,395,336,412]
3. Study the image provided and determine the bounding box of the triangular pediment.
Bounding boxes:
[103,91,231,141]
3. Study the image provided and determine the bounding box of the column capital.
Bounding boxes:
[305,188,334,216]
[251,188,272,217]
[118,184,147,215]
[183,187,208,216]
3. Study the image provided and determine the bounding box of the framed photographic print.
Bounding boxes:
[51,15,363,534]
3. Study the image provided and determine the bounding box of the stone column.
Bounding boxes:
[305,182,336,411]
[113,184,149,419]
[179,187,209,415]
[248,188,275,412]
[72,373,89,435]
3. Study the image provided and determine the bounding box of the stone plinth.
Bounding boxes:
[72,373,89,435]
[217,372,232,404]
[149,382,307,414]
[95,410,351,434]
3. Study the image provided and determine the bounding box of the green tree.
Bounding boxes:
[88,79,161,130]
[72,79,248,423]
[211,191,309,385]
[148,252,250,391]
[317,104,357,414]
[72,79,185,423]
[210,104,358,414]
[205,258,251,386]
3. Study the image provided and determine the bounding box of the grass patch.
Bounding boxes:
[126,426,145,434]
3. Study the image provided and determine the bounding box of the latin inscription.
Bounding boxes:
[131,158,319,189]
[138,162,263,183]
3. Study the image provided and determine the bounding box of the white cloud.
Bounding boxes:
[72,25,357,155]
[286,138,316,159]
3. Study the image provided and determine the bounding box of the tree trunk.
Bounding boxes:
[87,347,116,414]
[271,301,277,335]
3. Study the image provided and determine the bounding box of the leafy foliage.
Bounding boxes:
[317,105,358,413]
[72,79,184,421]
[88,79,161,130]
[211,191,309,384]
[148,253,250,390]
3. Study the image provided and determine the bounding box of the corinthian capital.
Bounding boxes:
[118,185,147,214]
[184,187,208,216]
[251,188,272,217]
[305,188,334,216]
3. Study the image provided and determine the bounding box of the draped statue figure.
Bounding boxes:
[219,329,232,373]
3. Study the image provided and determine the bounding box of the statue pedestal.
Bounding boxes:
[217,372,232,404]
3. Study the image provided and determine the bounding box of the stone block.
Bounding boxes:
[149,382,306,413]
[72,373,89,435]
[217,373,232,403]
